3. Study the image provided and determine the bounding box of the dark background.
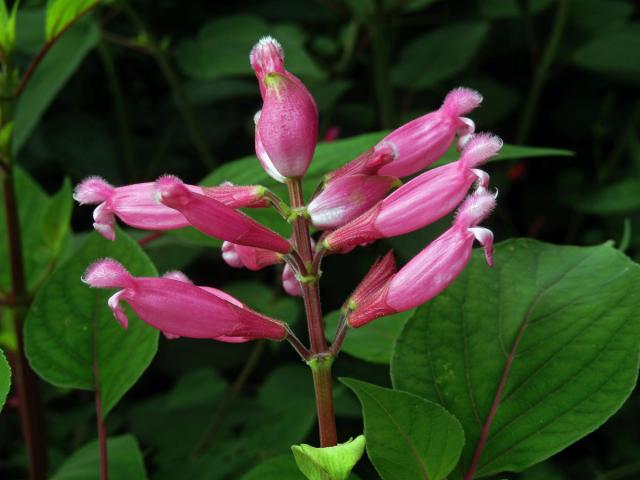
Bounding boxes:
[2,0,640,478]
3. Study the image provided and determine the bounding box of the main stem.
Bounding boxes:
[287,178,338,447]
[1,63,47,480]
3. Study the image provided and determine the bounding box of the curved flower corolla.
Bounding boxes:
[155,175,292,254]
[308,174,400,230]
[74,176,268,240]
[348,188,496,327]
[251,36,318,179]
[335,87,482,179]
[82,259,288,341]
[324,133,502,252]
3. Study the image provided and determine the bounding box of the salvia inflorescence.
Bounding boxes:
[75,35,499,439]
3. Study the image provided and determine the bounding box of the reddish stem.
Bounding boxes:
[137,231,164,247]
[3,169,48,480]
[287,178,337,447]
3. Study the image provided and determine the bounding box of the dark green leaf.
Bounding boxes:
[25,230,159,415]
[0,168,69,290]
[14,17,99,152]
[0,348,10,412]
[478,0,553,19]
[43,177,73,257]
[341,378,465,480]
[241,454,307,480]
[569,179,640,215]
[392,22,489,90]
[225,281,300,324]
[573,24,640,82]
[325,310,412,364]
[176,15,323,80]
[50,434,147,480]
[391,239,640,477]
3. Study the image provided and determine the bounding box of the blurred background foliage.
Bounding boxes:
[1,0,640,478]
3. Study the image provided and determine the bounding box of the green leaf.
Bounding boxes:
[45,0,99,40]
[0,0,19,54]
[25,230,159,415]
[325,310,411,364]
[50,434,147,480]
[0,168,70,290]
[241,454,307,480]
[341,378,465,480]
[478,0,553,19]
[14,16,99,152]
[392,22,489,90]
[43,177,73,256]
[568,179,640,215]
[225,281,300,324]
[0,348,10,412]
[176,15,323,81]
[292,435,366,480]
[573,24,640,82]
[391,239,640,478]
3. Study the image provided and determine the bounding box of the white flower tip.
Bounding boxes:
[73,176,114,205]
[82,258,132,289]
[221,241,243,268]
[443,87,483,117]
[154,174,188,205]
[250,36,284,71]
[455,188,496,228]
[461,133,503,167]
[93,222,116,241]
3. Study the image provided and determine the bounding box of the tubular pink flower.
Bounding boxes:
[82,259,288,341]
[326,142,398,181]
[74,177,268,240]
[221,241,282,271]
[308,174,400,230]
[374,87,483,178]
[348,188,496,327]
[155,175,292,254]
[346,251,396,311]
[251,37,318,179]
[281,264,303,297]
[324,133,501,252]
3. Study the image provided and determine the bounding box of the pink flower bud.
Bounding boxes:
[221,241,282,271]
[348,188,496,327]
[155,175,292,253]
[251,37,318,179]
[375,87,483,178]
[281,264,303,297]
[325,133,501,252]
[82,259,288,341]
[326,142,398,181]
[308,174,400,230]
[346,251,396,311]
[74,177,268,240]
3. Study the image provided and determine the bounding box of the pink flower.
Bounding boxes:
[346,251,396,311]
[74,177,268,240]
[221,241,282,271]
[348,188,496,327]
[281,264,303,297]
[324,133,501,252]
[251,37,318,179]
[374,87,482,178]
[82,259,288,341]
[155,175,292,254]
[325,142,398,181]
[308,174,400,230]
